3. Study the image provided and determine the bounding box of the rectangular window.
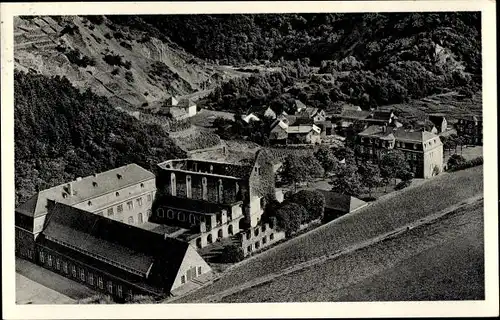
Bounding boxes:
[137,198,143,207]
[63,261,68,274]
[147,194,152,202]
[117,204,123,213]
[107,208,114,217]
[56,258,61,270]
[181,275,186,284]
[262,236,267,244]
[198,266,202,275]
[47,254,53,267]
[117,285,123,298]
[80,268,85,281]
[107,281,113,294]
[71,265,77,278]
[247,245,252,252]
[98,276,104,289]
[39,251,45,263]
[27,249,33,259]
[270,233,274,241]
[88,273,94,286]
[127,201,133,210]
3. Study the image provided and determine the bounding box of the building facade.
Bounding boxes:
[156,151,276,248]
[357,125,444,178]
[15,164,157,261]
[28,201,211,300]
[455,114,482,145]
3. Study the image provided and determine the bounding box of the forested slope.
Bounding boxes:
[14,71,185,206]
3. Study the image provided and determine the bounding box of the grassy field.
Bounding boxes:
[220,200,483,302]
[174,166,483,303]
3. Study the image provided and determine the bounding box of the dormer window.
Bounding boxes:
[117,174,122,180]
[92,181,98,187]
[62,193,68,199]
[88,201,92,206]
[116,192,120,197]
[140,183,144,188]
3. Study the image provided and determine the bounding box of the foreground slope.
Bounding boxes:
[174,166,483,302]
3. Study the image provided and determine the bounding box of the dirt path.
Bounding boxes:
[175,195,482,303]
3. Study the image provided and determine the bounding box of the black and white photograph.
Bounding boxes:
[1,1,498,319]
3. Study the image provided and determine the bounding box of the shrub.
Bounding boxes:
[125,71,134,83]
[60,25,79,36]
[447,154,467,171]
[448,156,483,172]
[275,202,307,237]
[65,49,96,68]
[113,31,125,40]
[432,165,441,176]
[104,33,112,40]
[84,15,105,25]
[288,190,326,223]
[395,180,412,190]
[111,68,120,76]
[220,244,244,263]
[123,60,132,70]
[120,41,133,50]
[103,53,123,66]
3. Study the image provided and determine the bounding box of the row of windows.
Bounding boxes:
[180,266,203,284]
[39,251,131,298]
[246,233,275,253]
[96,194,152,217]
[45,237,143,276]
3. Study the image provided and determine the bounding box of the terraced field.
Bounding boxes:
[221,200,484,302]
[172,166,483,303]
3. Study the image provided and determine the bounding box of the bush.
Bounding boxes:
[447,154,467,171]
[103,53,124,66]
[104,32,112,40]
[64,49,96,68]
[288,190,326,223]
[120,41,133,50]
[220,244,244,263]
[395,180,412,190]
[84,15,105,25]
[111,68,120,76]
[125,71,134,83]
[275,202,307,237]
[448,156,483,172]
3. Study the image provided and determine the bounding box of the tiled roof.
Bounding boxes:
[371,110,393,120]
[297,107,319,118]
[316,190,367,213]
[293,100,307,111]
[42,201,190,279]
[339,110,372,120]
[177,98,196,108]
[287,124,320,134]
[16,164,155,218]
[168,107,188,119]
[359,125,439,143]
[341,104,362,112]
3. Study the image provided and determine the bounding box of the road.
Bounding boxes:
[219,199,484,302]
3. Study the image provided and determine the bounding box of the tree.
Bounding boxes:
[288,190,326,223]
[313,145,339,175]
[275,202,307,237]
[358,162,381,197]
[220,244,245,263]
[380,150,409,187]
[329,163,366,197]
[447,154,466,170]
[281,154,324,191]
[449,133,459,153]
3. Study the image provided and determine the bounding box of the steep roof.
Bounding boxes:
[316,190,367,213]
[16,164,155,218]
[339,110,372,120]
[341,104,362,112]
[41,201,191,292]
[293,100,307,111]
[287,124,321,134]
[177,98,196,108]
[168,106,188,119]
[359,125,439,143]
[297,107,319,118]
[371,110,394,121]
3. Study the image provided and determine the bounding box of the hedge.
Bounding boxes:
[448,156,483,172]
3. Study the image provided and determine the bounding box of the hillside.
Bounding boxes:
[14,71,186,206]
[14,15,227,109]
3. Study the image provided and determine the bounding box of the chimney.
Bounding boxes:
[382,124,387,133]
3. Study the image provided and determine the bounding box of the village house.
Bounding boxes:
[296,107,327,122]
[455,114,482,145]
[155,151,278,249]
[428,113,448,133]
[15,164,157,261]
[162,96,197,120]
[316,190,368,223]
[242,106,278,123]
[269,119,322,145]
[34,201,211,300]
[357,125,444,178]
